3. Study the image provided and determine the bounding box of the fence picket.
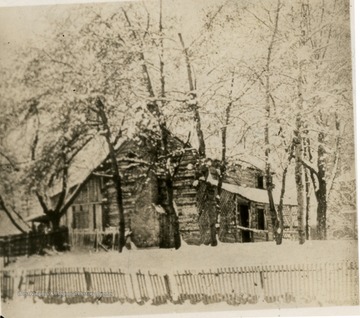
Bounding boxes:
[113,268,121,301]
[136,271,143,301]
[106,268,114,301]
[220,268,227,304]
[236,267,244,303]
[174,272,182,303]
[209,269,216,304]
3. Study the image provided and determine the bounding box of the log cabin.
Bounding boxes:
[27,136,297,249]
[41,134,199,249]
[196,160,298,244]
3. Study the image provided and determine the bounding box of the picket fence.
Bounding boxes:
[0,228,69,259]
[0,270,14,300]
[1,261,358,306]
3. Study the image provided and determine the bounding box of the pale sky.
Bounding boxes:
[0,0,222,66]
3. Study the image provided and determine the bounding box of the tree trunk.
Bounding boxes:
[295,64,306,244]
[316,132,327,240]
[165,174,181,249]
[96,98,126,252]
[294,125,306,244]
[202,181,217,246]
[178,33,206,158]
[304,169,311,240]
[49,212,61,231]
[277,167,288,245]
[303,136,311,240]
[264,0,281,244]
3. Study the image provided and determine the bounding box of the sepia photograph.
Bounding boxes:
[0,0,358,317]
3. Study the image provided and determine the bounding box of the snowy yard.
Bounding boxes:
[1,240,359,318]
[4,239,358,274]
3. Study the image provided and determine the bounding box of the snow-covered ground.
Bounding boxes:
[3,239,358,274]
[1,240,359,318]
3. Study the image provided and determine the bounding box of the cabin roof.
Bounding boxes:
[49,130,191,197]
[204,174,297,206]
[25,212,51,222]
[49,135,127,196]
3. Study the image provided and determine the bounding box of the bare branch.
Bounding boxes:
[0,194,26,233]
[35,191,50,215]
[301,158,319,177]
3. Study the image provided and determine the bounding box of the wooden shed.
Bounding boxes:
[196,163,298,244]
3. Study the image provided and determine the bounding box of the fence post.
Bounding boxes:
[163,274,172,301]
[257,266,265,303]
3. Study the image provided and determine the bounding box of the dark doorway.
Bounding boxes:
[238,204,251,242]
[257,208,265,230]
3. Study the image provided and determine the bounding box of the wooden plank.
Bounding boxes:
[136,271,143,301]
[156,275,164,303]
[228,268,235,304]
[192,270,201,302]
[174,272,182,303]
[80,267,88,302]
[143,271,150,300]
[339,262,345,304]
[210,269,218,304]
[157,274,165,304]
[294,264,299,301]
[148,272,156,304]
[335,262,341,305]
[184,271,194,303]
[349,261,355,304]
[275,265,282,301]
[236,267,243,303]
[192,271,200,303]
[123,271,131,301]
[243,266,250,300]
[152,273,161,303]
[104,268,113,302]
[274,265,280,302]
[129,273,137,303]
[253,266,259,301]
[98,267,105,302]
[110,268,119,301]
[197,271,205,304]
[181,271,190,302]
[215,268,222,302]
[264,265,274,302]
[118,269,126,301]
[205,270,212,304]
[207,270,215,304]
[221,268,228,303]
[182,272,190,301]
[266,265,273,302]
[199,270,208,304]
[233,267,240,304]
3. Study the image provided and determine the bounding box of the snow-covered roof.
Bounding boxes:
[49,135,127,196]
[232,154,266,171]
[25,212,50,222]
[205,174,297,206]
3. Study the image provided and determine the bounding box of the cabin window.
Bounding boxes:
[257,208,265,230]
[72,205,90,229]
[257,175,264,189]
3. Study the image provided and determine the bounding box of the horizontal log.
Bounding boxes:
[236,225,269,234]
